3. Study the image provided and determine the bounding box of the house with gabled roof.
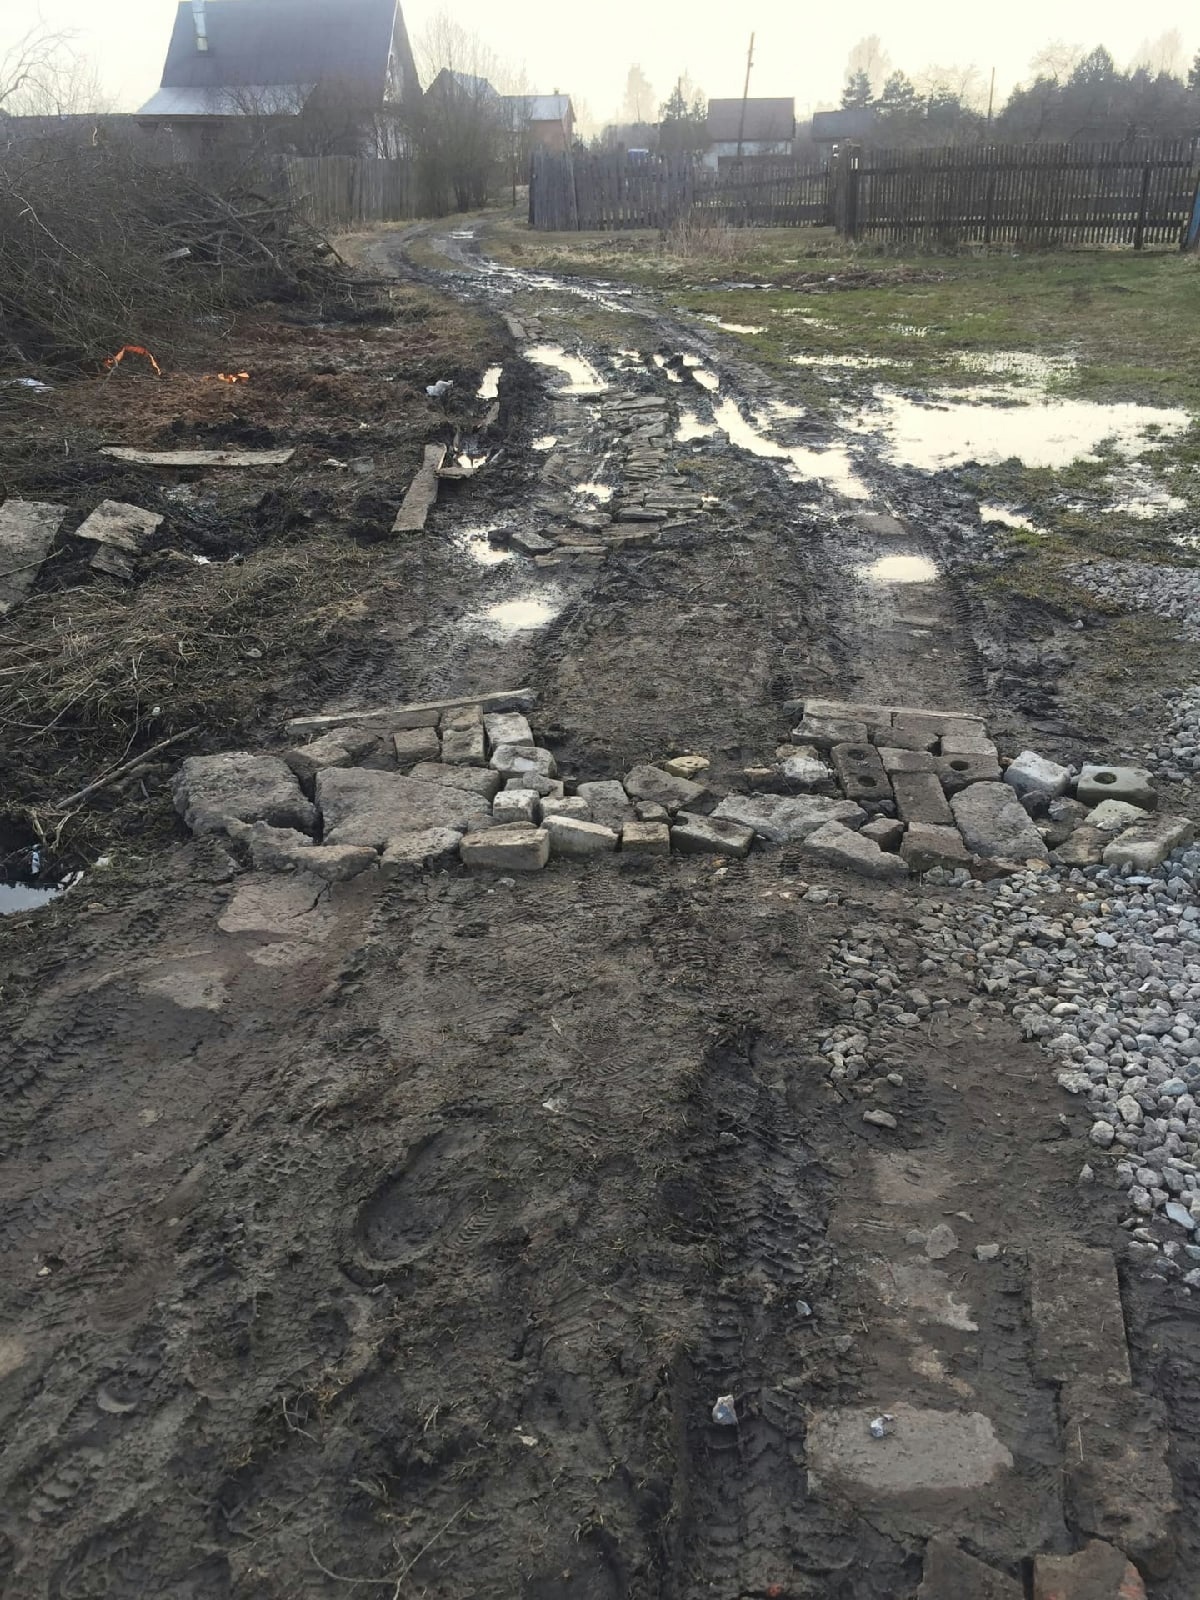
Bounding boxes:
[703,97,796,169]
[137,0,419,154]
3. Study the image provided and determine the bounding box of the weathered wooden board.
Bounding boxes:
[0,499,67,614]
[101,448,295,467]
[392,444,447,533]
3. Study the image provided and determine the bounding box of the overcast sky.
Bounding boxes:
[2,1,1196,121]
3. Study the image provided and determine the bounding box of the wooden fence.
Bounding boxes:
[280,155,415,227]
[529,150,829,231]
[530,140,1199,248]
[848,139,1198,247]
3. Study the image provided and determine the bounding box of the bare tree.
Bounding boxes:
[0,23,108,116]
[846,36,892,98]
[621,65,655,127]
[1028,40,1085,85]
[1129,30,1186,79]
[411,14,511,213]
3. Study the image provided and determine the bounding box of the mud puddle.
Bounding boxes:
[854,387,1189,471]
[457,525,514,566]
[470,594,561,636]
[477,365,503,400]
[981,504,1042,532]
[677,410,718,443]
[524,345,607,396]
[712,396,871,499]
[0,872,79,916]
[857,553,939,584]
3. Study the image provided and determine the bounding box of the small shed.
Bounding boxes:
[704,97,795,170]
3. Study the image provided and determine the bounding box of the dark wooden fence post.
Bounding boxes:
[1134,160,1153,249]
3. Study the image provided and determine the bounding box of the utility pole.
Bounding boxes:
[986,66,996,127]
[735,32,755,165]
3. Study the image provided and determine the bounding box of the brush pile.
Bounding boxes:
[0,137,342,370]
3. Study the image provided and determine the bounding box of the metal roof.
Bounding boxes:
[138,85,306,118]
[151,0,414,102]
[525,95,572,123]
[706,97,795,144]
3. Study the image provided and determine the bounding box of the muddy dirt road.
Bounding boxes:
[1,220,1195,1600]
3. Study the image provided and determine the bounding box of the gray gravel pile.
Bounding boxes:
[1142,685,1200,785]
[1071,561,1200,641]
[816,848,1200,1278]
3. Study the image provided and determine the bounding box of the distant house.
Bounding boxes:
[811,108,880,146]
[137,0,420,154]
[703,97,795,169]
[423,72,575,155]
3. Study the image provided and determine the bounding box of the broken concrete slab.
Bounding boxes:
[621,821,671,856]
[392,727,442,767]
[625,764,708,813]
[408,762,502,801]
[491,744,557,780]
[1054,825,1108,867]
[951,783,1049,862]
[541,795,590,822]
[380,828,462,878]
[893,770,954,827]
[862,817,905,851]
[577,780,633,832]
[102,446,295,468]
[173,752,317,838]
[317,769,487,851]
[1030,1243,1131,1387]
[902,822,972,874]
[493,788,540,825]
[231,821,376,883]
[1087,799,1150,833]
[1077,765,1157,810]
[889,712,942,752]
[287,689,535,741]
[1003,749,1072,801]
[1060,1380,1176,1578]
[510,529,557,556]
[544,814,618,858]
[460,823,550,871]
[662,754,710,780]
[878,747,936,776]
[794,714,870,750]
[671,813,755,858]
[918,1539,1024,1600]
[392,443,447,533]
[1103,816,1193,872]
[0,499,66,613]
[712,793,866,844]
[775,745,838,793]
[940,728,1001,759]
[74,499,163,553]
[832,741,892,805]
[806,1404,1013,1494]
[217,872,333,940]
[441,725,486,766]
[285,728,379,784]
[89,545,136,582]
[1032,1541,1146,1600]
[483,710,534,750]
[937,750,1003,793]
[439,702,482,732]
[801,820,909,880]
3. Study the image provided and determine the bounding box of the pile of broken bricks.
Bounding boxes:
[742,697,1195,880]
[169,689,1194,884]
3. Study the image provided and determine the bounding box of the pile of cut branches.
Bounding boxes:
[0,137,343,370]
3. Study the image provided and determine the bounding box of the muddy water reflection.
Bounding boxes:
[712,398,870,500]
[524,345,607,396]
[858,554,939,585]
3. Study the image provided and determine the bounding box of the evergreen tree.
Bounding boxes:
[841,69,874,109]
[1190,51,1200,93]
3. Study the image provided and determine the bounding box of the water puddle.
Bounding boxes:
[677,410,719,443]
[698,314,766,335]
[652,354,684,384]
[532,435,558,452]
[855,388,1190,472]
[957,351,1075,383]
[712,397,870,499]
[791,354,909,371]
[858,554,939,585]
[525,345,607,396]
[477,365,503,400]
[679,356,720,393]
[458,526,513,566]
[0,873,79,916]
[573,482,614,502]
[1099,470,1188,520]
[474,594,561,636]
[981,504,1040,532]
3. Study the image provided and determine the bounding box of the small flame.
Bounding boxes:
[216,372,250,384]
[103,344,162,378]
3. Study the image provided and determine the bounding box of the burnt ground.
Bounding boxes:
[0,220,1196,1599]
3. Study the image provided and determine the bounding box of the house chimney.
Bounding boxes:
[192,0,209,53]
